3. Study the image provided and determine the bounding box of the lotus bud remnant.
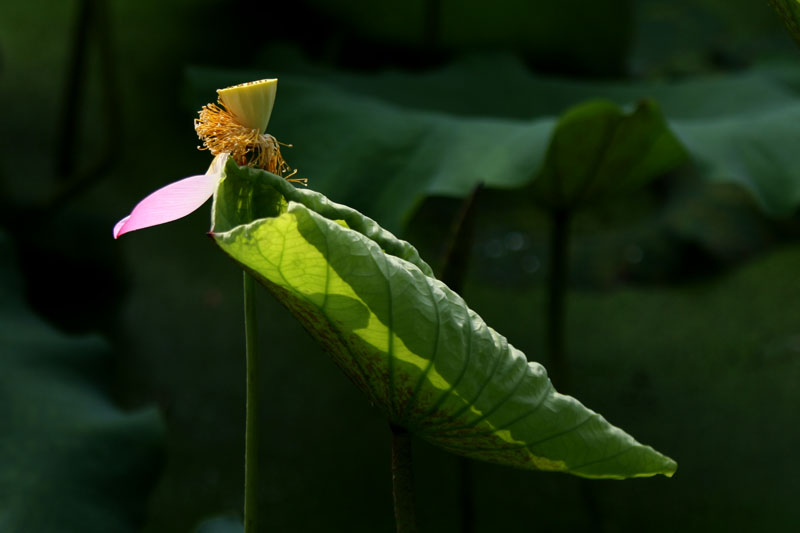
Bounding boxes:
[113,78,304,239]
[196,78,299,178]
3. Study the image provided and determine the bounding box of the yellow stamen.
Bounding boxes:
[194,79,307,185]
[195,102,305,185]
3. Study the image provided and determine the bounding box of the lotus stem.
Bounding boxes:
[390,424,418,533]
[547,207,571,391]
[436,185,482,533]
[243,272,260,533]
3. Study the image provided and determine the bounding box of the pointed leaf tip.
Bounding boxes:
[210,163,677,479]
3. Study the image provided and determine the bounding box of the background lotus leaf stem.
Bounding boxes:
[547,207,571,391]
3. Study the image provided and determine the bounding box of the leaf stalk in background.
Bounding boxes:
[546,207,571,391]
[436,185,483,533]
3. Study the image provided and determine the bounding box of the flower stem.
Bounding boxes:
[547,207,571,391]
[243,272,259,533]
[390,424,418,533]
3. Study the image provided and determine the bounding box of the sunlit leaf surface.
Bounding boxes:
[210,161,676,479]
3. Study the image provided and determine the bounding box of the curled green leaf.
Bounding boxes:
[210,160,677,479]
[528,99,688,210]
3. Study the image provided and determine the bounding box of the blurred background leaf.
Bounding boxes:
[194,515,243,533]
[0,231,164,532]
[187,52,800,232]
[527,99,687,210]
[768,0,800,50]
[2,0,800,531]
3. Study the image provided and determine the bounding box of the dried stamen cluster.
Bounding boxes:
[195,102,304,183]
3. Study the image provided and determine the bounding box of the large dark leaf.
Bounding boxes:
[0,233,164,533]
[302,0,631,74]
[188,57,800,231]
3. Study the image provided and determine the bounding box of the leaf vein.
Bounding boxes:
[406,294,474,428]
[422,341,528,435]
[397,276,441,424]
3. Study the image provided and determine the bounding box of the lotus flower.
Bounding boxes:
[114,78,300,239]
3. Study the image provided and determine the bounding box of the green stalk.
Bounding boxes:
[390,424,418,533]
[547,208,571,391]
[243,272,259,533]
[546,208,605,527]
[436,185,482,533]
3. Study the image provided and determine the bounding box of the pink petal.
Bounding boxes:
[113,155,227,239]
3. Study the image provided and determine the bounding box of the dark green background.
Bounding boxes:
[2,1,799,531]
